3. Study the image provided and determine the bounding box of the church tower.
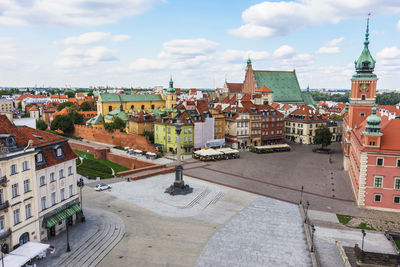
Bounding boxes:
[348,16,378,129]
[166,76,176,109]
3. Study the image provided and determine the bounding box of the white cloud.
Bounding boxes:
[230,1,400,39]
[377,46,400,59]
[111,35,132,42]
[220,49,269,62]
[55,32,132,45]
[273,45,295,58]
[0,37,17,52]
[130,58,168,71]
[316,37,344,54]
[159,38,219,59]
[0,0,164,26]
[56,46,117,68]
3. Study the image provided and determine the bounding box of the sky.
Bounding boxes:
[1,0,400,90]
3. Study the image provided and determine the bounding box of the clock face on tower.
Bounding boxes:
[360,83,369,92]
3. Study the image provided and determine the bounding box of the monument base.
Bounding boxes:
[165,182,193,196]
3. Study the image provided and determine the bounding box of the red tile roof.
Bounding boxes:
[16,94,47,100]
[226,83,243,93]
[256,85,273,93]
[241,94,251,101]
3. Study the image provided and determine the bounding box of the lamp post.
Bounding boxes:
[311,224,316,252]
[361,229,366,252]
[77,178,85,222]
[66,220,71,252]
[300,185,304,204]
[304,201,310,224]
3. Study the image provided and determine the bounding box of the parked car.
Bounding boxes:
[95,184,111,191]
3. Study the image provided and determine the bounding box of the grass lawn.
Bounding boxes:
[395,240,400,250]
[357,222,376,231]
[74,150,130,179]
[336,214,353,225]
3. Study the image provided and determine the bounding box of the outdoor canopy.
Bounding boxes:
[1,242,50,267]
[43,203,82,228]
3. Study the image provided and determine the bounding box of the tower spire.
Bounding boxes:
[364,13,371,47]
[169,75,173,88]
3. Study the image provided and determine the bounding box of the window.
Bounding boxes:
[360,113,365,117]
[374,177,383,188]
[22,161,28,171]
[68,166,73,176]
[69,185,73,197]
[60,188,65,201]
[184,137,187,142]
[41,197,46,210]
[56,148,63,157]
[168,136,171,142]
[394,196,400,204]
[188,128,192,133]
[141,105,145,110]
[189,136,192,142]
[25,204,31,219]
[395,178,400,190]
[374,194,382,202]
[130,105,134,110]
[377,158,384,166]
[13,209,20,225]
[36,153,43,163]
[168,128,171,134]
[12,184,18,198]
[50,172,55,182]
[10,164,17,175]
[24,180,30,193]
[0,216,4,232]
[40,176,46,186]
[184,128,187,134]
[361,95,366,100]
[59,169,64,179]
[151,104,155,110]
[108,106,112,112]
[51,192,56,206]
[397,159,400,168]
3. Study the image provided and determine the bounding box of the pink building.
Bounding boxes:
[343,18,400,212]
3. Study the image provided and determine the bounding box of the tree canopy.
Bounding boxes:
[57,102,74,111]
[79,101,96,111]
[36,119,48,131]
[50,115,74,133]
[314,125,333,148]
[104,117,126,132]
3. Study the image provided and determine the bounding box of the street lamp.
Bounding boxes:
[77,178,85,222]
[304,201,310,224]
[311,224,316,252]
[66,219,71,252]
[300,185,304,204]
[361,229,366,252]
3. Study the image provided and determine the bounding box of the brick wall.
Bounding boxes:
[73,125,157,153]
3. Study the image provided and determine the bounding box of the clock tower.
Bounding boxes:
[348,16,377,130]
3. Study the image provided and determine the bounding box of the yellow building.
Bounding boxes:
[210,108,225,140]
[165,77,177,109]
[0,122,40,252]
[154,113,194,154]
[97,93,165,116]
[0,99,13,113]
[127,112,155,135]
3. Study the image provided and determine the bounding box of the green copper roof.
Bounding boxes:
[364,104,381,134]
[105,109,128,121]
[253,70,304,103]
[117,111,129,121]
[92,113,104,124]
[100,93,163,103]
[301,91,315,106]
[354,17,376,76]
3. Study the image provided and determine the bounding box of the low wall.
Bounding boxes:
[73,124,158,153]
[69,140,162,173]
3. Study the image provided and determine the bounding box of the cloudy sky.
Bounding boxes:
[1,0,400,89]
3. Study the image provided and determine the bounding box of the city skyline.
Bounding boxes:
[1,1,400,89]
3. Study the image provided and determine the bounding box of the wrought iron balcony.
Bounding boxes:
[0,176,8,186]
[0,201,9,211]
[0,228,11,240]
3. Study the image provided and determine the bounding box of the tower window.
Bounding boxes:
[361,95,366,100]
[360,113,365,117]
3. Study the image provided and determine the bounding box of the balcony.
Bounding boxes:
[0,201,9,211]
[0,176,7,186]
[0,228,11,240]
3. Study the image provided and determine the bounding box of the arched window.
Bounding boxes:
[141,105,145,110]
[19,232,29,246]
[108,106,112,112]
[131,105,134,110]
[151,105,155,110]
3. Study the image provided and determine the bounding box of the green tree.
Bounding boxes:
[51,115,74,133]
[57,102,75,111]
[36,119,48,131]
[68,109,84,124]
[87,91,94,97]
[79,101,96,111]
[143,130,154,143]
[103,117,126,132]
[313,125,333,149]
[65,90,75,98]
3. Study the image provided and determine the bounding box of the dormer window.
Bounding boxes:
[36,153,43,163]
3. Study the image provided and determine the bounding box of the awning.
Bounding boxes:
[43,203,82,228]
[1,242,50,267]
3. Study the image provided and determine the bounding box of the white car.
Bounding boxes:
[95,183,111,191]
